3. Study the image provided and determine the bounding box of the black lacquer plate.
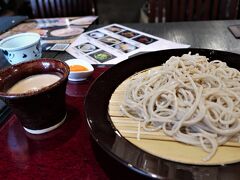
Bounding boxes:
[85,48,240,179]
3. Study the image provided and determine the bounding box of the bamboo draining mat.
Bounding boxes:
[108,71,240,165]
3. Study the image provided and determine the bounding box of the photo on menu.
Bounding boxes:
[42,43,69,51]
[89,50,116,63]
[87,31,107,39]
[75,43,99,53]
[47,26,84,39]
[118,30,139,38]
[50,43,70,51]
[133,35,158,45]
[42,43,55,51]
[99,36,122,45]
[113,42,138,53]
[31,17,97,41]
[105,25,125,33]
[0,16,97,41]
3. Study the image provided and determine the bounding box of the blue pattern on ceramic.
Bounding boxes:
[0,33,42,64]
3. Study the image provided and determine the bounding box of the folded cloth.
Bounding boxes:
[0,16,28,34]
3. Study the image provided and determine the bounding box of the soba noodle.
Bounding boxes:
[120,53,240,161]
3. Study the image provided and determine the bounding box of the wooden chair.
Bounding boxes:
[148,0,239,22]
[30,0,97,18]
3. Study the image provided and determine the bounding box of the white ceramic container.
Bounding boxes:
[65,59,94,81]
[0,32,42,64]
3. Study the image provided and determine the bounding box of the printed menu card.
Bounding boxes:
[66,24,190,64]
[0,16,98,52]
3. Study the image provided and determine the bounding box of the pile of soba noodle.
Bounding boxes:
[120,53,240,161]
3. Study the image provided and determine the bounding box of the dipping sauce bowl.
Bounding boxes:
[65,59,94,81]
[0,58,69,134]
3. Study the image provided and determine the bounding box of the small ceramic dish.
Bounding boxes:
[65,59,94,81]
[0,32,42,65]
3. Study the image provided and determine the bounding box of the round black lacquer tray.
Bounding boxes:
[85,48,240,179]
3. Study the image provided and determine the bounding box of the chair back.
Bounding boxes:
[30,0,97,18]
[148,0,239,22]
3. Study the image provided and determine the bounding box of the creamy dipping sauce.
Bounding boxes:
[7,74,60,94]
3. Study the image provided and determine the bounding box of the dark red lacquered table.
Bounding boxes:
[3,19,240,179]
[0,65,148,180]
[0,66,113,179]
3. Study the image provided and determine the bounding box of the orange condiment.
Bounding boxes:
[70,65,88,72]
